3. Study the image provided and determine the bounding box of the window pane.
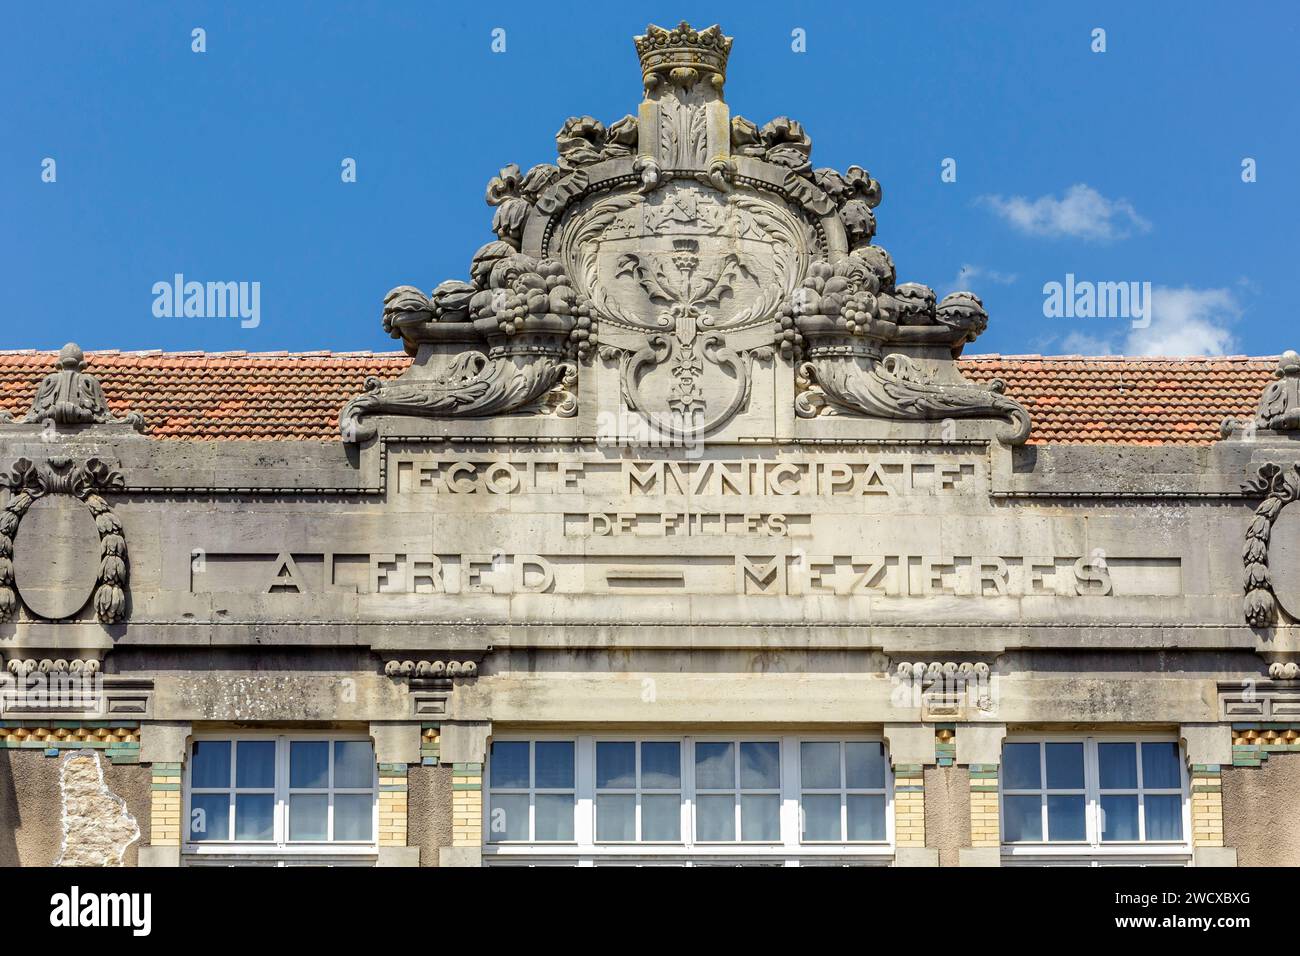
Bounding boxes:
[290,741,329,789]
[845,742,886,790]
[1141,743,1182,790]
[801,793,841,841]
[234,793,274,841]
[800,742,840,790]
[695,794,735,840]
[490,741,529,789]
[740,742,780,789]
[641,793,680,841]
[847,794,886,841]
[335,793,373,841]
[1098,743,1137,789]
[488,793,528,841]
[1002,743,1040,790]
[235,740,275,789]
[190,792,229,841]
[1045,743,1085,790]
[596,742,636,789]
[1145,794,1183,841]
[1100,794,1139,841]
[595,794,635,841]
[1002,794,1042,842]
[289,793,328,841]
[534,793,574,841]
[334,741,374,789]
[640,742,681,789]
[534,741,575,790]
[1046,794,1086,841]
[694,742,735,790]
[740,793,780,841]
[191,740,231,789]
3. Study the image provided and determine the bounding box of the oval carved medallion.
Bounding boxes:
[13,494,100,619]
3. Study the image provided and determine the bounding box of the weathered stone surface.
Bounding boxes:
[53,752,140,867]
[12,493,100,619]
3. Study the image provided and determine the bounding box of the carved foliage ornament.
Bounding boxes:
[339,22,1029,443]
[0,343,143,431]
[0,457,128,624]
[1241,462,1300,627]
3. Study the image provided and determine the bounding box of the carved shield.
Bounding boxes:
[560,180,809,434]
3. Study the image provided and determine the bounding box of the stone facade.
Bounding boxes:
[2,22,1299,867]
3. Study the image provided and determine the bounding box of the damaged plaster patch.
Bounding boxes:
[53,751,140,866]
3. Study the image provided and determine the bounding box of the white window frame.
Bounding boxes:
[999,734,1191,864]
[483,734,894,866]
[484,737,578,843]
[184,731,378,860]
[592,737,685,844]
[797,739,891,844]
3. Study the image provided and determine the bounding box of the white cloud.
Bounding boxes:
[943,263,1017,296]
[1050,285,1243,356]
[980,184,1152,241]
[1125,286,1241,356]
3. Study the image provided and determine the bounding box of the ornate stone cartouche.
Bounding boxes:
[0,343,143,431]
[339,22,1029,445]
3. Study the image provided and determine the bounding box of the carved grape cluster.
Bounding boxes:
[570,300,596,362]
[776,303,802,360]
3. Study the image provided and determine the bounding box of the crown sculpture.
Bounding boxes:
[340,22,1030,444]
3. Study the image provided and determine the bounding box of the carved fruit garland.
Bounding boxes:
[1242,463,1300,627]
[0,457,129,624]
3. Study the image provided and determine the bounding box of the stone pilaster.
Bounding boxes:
[884,723,937,865]
[1181,723,1236,867]
[438,721,490,867]
[139,721,191,867]
[957,723,1005,867]
[370,721,420,866]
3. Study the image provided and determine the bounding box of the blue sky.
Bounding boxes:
[2,1,1297,357]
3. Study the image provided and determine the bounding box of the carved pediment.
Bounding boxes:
[341,22,1028,445]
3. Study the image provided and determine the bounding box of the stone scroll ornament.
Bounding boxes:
[339,21,1031,442]
[0,457,129,623]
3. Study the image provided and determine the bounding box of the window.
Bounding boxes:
[186,735,377,858]
[799,741,888,842]
[1000,737,1189,861]
[488,740,576,842]
[694,740,780,842]
[595,740,681,842]
[485,736,892,865]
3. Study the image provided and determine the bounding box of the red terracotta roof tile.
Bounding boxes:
[0,349,1277,445]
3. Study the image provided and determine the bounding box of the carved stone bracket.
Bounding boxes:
[0,343,143,431]
[0,456,129,624]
